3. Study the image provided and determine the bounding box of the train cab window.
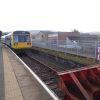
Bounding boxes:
[26,35,30,42]
[14,35,18,42]
[19,35,30,42]
[18,35,25,42]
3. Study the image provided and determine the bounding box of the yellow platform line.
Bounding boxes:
[3,47,24,100]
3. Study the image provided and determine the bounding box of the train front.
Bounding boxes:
[12,31,32,49]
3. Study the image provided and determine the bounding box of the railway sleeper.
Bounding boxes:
[53,88,65,100]
[46,83,58,90]
[38,72,58,78]
[45,79,58,85]
[40,76,58,82]
[35,70,57,76]
[49,83,58,90]
[33,68,53,74]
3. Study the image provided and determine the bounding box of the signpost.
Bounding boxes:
[96,47,100,63]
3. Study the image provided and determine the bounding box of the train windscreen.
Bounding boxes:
[13,31,30,42]
[13,35,30,42]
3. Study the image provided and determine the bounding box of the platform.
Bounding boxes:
[0,43,4,100]
[0,44,54,100]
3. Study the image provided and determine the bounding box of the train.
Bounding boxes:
[1,31,32,49]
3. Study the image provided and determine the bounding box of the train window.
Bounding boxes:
[26,35,30,42]
[18,35,30,42]
[14,36,18,42]
[18,35,25,42]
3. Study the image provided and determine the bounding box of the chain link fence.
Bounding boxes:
[32,39,100,59]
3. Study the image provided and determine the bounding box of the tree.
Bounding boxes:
[0,31,2,42]
[2,32,8,36]
[0,31,2,37]
[73,29,79,33]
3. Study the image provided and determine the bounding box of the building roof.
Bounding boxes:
[58,31,80,37]
[39,31,54,34]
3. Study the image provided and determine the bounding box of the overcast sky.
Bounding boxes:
[0,0,100,33]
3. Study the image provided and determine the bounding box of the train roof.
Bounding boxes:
[1,32,12,38]
[13,31,30,34]
[1,31,30,38]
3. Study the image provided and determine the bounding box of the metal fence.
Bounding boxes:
[32,39,100,59]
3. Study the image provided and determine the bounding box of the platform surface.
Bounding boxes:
[0,43,4,100]
[1,44,52,100]
[3,45,24,100]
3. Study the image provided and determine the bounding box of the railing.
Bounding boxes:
[32,39,100,59]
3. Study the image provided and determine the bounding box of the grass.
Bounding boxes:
[32,46,98,65]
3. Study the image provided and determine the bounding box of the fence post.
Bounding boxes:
[56,38,58,51]
[77,40,78,56]
[95,41,97,59]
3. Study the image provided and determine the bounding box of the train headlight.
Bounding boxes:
[14,43,18,45]
[27,43,31,45]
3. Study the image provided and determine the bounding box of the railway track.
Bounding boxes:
[19,54,65,100]
[18,50,100,100]
[24,50,86,72]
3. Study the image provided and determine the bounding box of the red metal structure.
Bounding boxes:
[56,64,100,100]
